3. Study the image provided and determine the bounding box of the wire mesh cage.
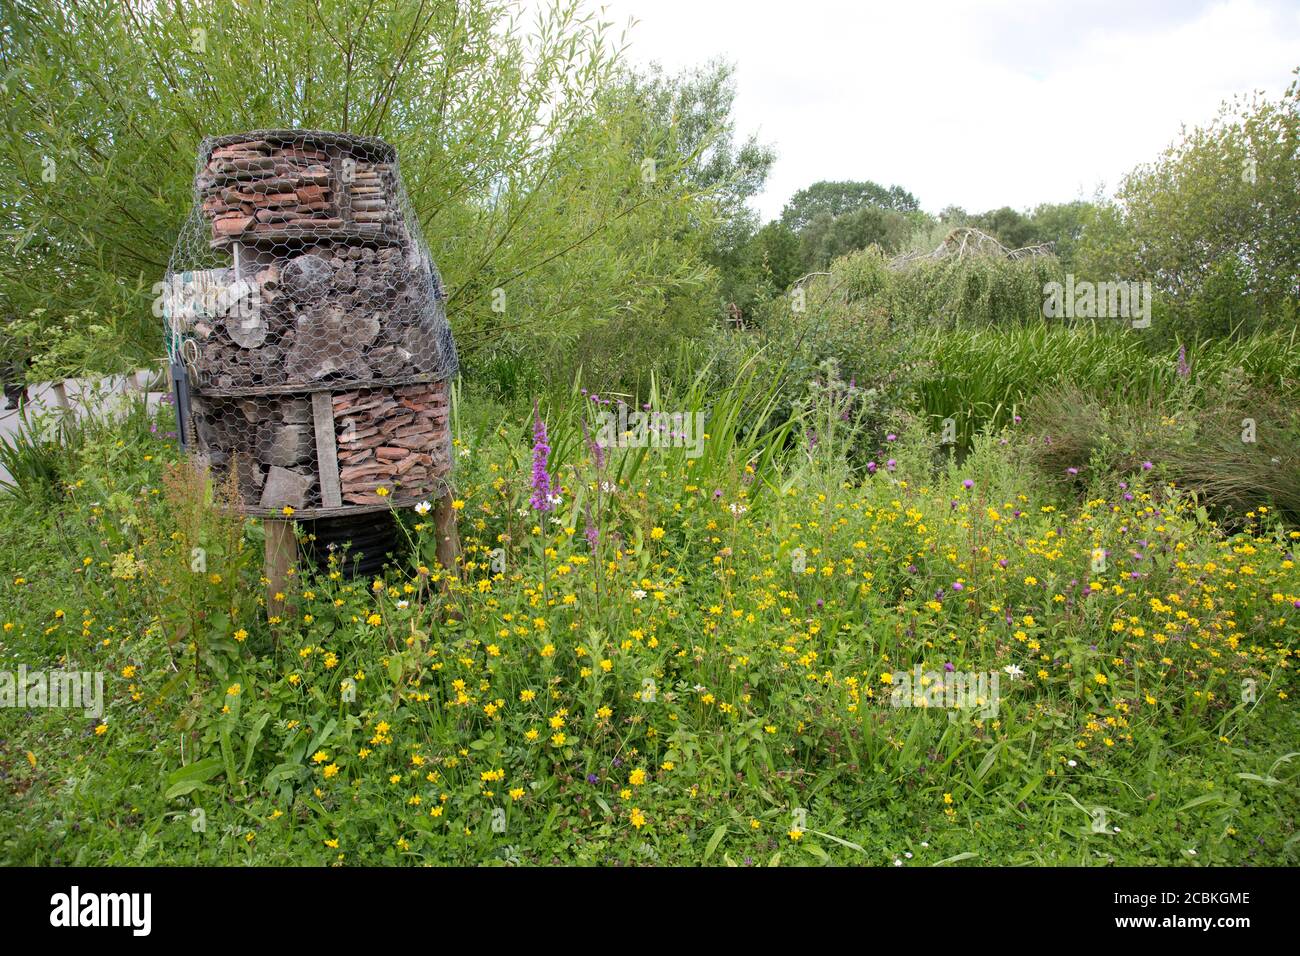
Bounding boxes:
[163,130,457,517]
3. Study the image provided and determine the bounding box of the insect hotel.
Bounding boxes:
[162,130,459,605]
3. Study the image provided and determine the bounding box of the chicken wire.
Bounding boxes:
[162,130,457,516]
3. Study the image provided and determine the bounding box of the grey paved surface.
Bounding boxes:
[0,371,170,485]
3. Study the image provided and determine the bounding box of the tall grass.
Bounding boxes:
[539,345,801,499]
[913,323,1300,447]
[0,389,161,507]
[0,411,75,506]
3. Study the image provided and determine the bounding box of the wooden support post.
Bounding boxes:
[264,518,297,621]
[432,488,461,577]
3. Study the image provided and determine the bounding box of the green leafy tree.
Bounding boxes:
[798,205,916,269]
[716,219,802,316]
[967,207,1035,249]
[1076,70,1299,336]
[780,179,920,232]
[1024,201,1093,269]
[613,59,774,255]
[0,0,740,388]
[960,202,1094,268]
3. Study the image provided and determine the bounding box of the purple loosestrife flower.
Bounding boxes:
[530,403,554,512]
[582,417,605,470]
[1177,345,1190,377]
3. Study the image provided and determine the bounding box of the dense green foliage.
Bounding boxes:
[1075,76,1300,339]
[0,0,760,385]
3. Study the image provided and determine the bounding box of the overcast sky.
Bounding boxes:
[565,0,1300,221]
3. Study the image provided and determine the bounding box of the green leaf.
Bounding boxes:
[242,712,271,777]
[703,823,727,861]
[804,842,830,863]
[1178,792,1226,811]
[975,741,1002,782]
[306,719,338,759]
[163,756,224,799]
[932,852,978,866]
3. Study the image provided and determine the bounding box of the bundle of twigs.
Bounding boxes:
[889,227,1054,269]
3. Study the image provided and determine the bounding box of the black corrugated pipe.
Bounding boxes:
[301,511,402,579]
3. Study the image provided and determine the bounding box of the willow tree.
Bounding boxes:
[0,0,735,383]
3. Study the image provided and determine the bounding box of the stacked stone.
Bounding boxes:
[197,139,401,243]
[333,382,451,504]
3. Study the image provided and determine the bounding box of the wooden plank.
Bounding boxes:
[264,518,297,621]
[193,371,440,399]
[312,391,343,508]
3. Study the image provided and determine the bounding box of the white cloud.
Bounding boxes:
[559,0,1299,219]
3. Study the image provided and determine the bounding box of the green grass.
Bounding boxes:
[913,323,1300,448]
[0,373,1296,866]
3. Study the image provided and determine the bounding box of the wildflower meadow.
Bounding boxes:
[2,352,1297,868]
